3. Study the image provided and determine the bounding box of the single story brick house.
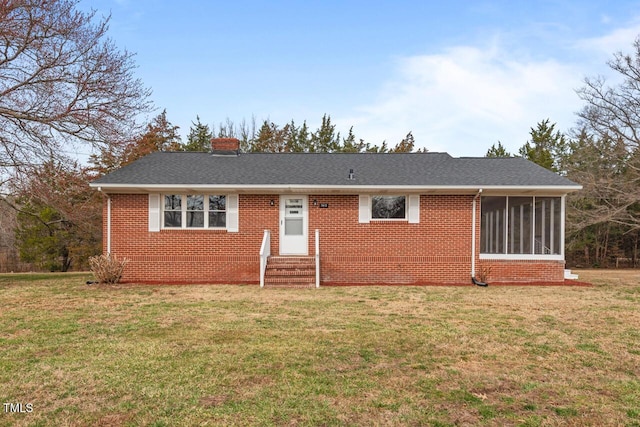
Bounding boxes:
[90,138,581,286]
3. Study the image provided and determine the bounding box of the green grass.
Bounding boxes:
[0,272,89,283]
[0,270,639,426]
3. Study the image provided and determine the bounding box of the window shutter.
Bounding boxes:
[358,195,370,223]
[227,194,239,232]
[408,195,420,224]
[149,193,161,232]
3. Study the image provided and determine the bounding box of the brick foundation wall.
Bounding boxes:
[103,193,566,284]
[477,259,565,283]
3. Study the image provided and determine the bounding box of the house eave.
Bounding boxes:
[90,183,582,196]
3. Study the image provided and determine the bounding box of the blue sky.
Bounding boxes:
[82,0,640,156]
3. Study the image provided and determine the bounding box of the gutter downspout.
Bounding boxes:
[471,189,488,287]
[98,187,111,254]
[107,194,111,254]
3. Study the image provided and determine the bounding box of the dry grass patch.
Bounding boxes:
[0,270,639,426]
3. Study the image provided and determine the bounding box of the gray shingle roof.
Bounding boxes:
[91,151,580,190]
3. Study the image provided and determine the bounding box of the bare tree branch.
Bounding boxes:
[571,37,640,236]
[0,0,152,175]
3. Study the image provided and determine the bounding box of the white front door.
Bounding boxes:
[279,195,308,255]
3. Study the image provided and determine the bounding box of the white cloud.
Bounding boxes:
[344,42,582,157]
[575,23,640,56]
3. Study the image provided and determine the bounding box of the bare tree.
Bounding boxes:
[0,0,151,179]
[572,36,640,233]
[577,37,640,150]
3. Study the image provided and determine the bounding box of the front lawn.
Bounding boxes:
[0,270,639,426]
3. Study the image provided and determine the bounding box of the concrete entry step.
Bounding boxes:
[564,269,579,280]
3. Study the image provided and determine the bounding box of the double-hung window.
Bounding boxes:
[164,195,182,227]
[163,194,226,229]
[208,195,226,228]
[186,195,205,227]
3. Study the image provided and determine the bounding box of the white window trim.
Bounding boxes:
[161,194,229,230]
[149,193,161,232]
[226,194,239,232]
[359,195,370,223]
[408,194,420,224]
[480,195,565,260]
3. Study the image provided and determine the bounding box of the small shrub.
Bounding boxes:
[477,265,492,283]
[89,253,128,284]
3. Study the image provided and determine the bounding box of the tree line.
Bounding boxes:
[91,112,421,175]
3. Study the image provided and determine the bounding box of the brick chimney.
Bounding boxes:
[210,137,240,152]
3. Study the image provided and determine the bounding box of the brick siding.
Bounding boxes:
[104,193,565,284]
[477,259,566,284]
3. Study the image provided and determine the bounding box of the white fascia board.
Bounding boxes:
[89,183,582,195]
